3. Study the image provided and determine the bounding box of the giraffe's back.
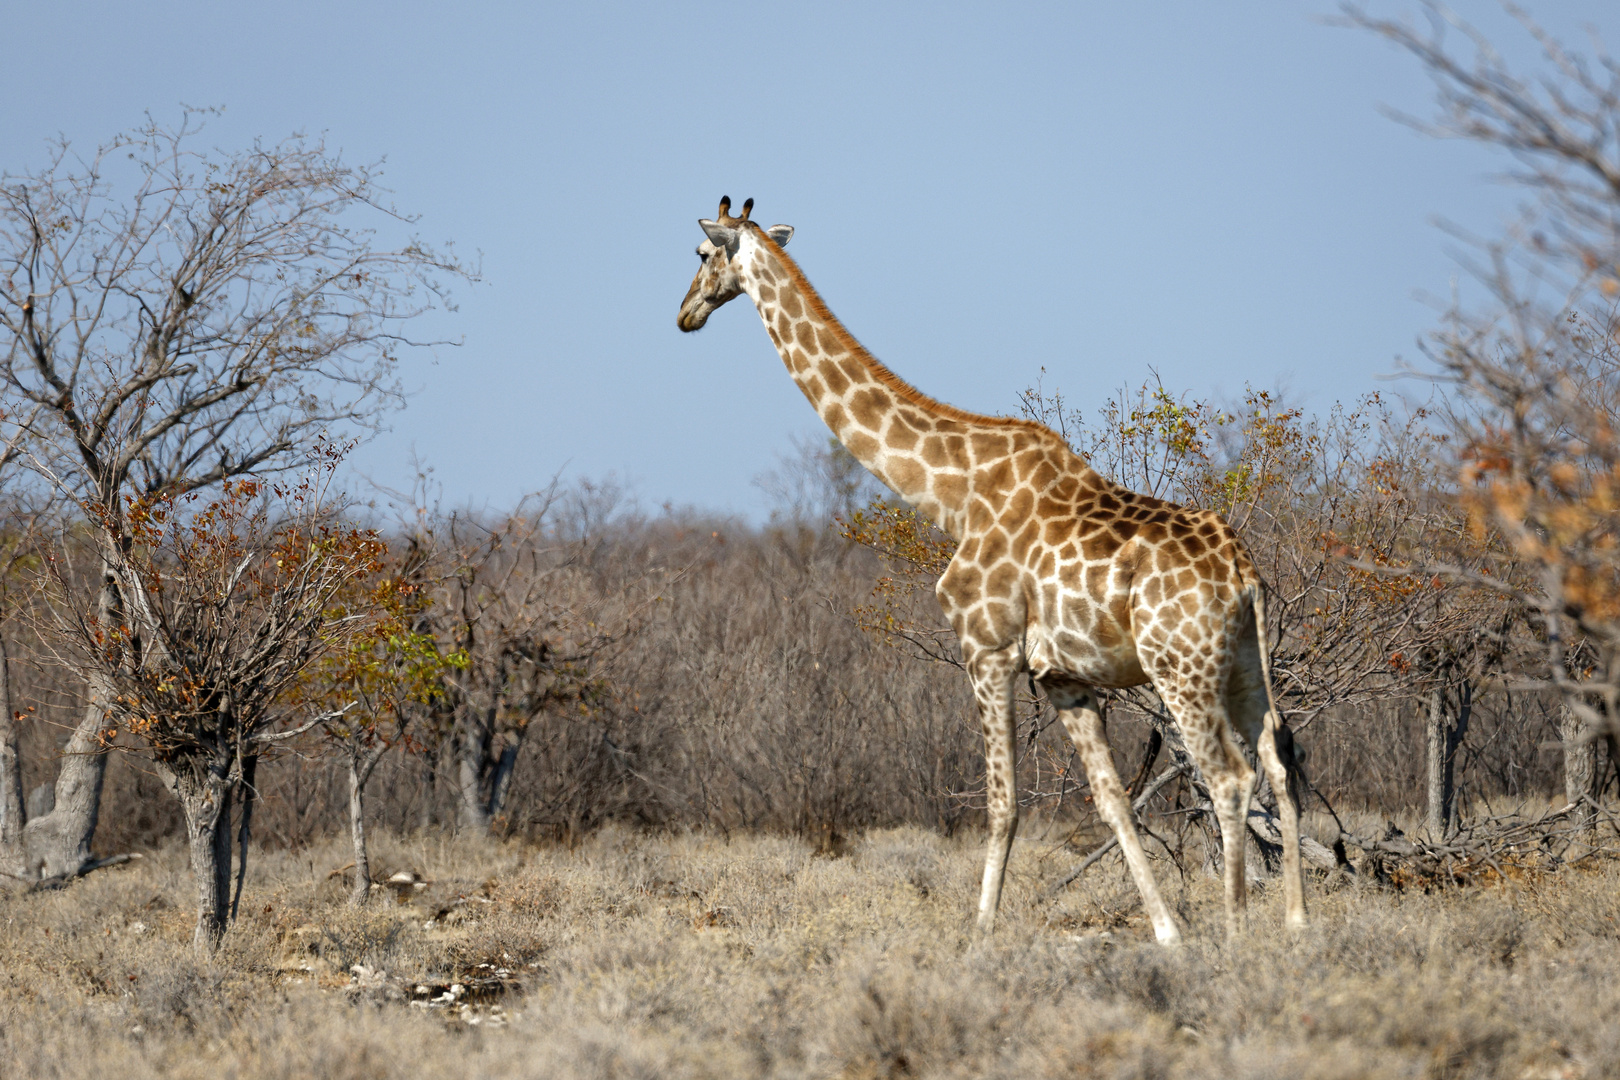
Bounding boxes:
[991,466,1257,692]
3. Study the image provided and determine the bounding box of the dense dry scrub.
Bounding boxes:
[3,825,1619,1079]
[5,514,1591,863]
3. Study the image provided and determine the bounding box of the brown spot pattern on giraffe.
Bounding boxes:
[820,360,850,397]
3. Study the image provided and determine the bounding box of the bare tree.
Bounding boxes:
[1347,2,1620,813]
[417,497,625,834]
[0,111,469,879]
[37,465,387,951]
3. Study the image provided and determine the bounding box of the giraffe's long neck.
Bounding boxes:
[735,233,1032,537]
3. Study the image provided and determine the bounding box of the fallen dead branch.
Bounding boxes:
[3,852,143,894]
[1340,799,1620,889]
[1246,808,1343,873]
[1047,763,1344,901]
[1048,764,1186,896]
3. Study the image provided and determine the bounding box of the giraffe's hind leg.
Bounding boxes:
[970,641,1022,932]
[1256,720,1306,929]
[1227,632,1307,929]
[1046,682,1181,945]
[1159,685,1256,940]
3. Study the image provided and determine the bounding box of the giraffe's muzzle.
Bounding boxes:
[676,293,713,332]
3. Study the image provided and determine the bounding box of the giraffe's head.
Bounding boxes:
[677,196,794,332]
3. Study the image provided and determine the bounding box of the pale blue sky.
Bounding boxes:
[5,2,1612,517]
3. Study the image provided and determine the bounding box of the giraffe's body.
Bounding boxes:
[677,199,1305,943]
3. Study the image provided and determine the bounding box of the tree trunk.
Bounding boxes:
[1446,682,1471,834]
[456,707,494,831]
[418,744,439,830]
[1561,704,1596,834]
[0,622,25,878]
[348,750,375,907]
[488,737,522,824]
[1425,687,1446,841]
[230,754,258,922]
[211,774,233,923]
[1603,729,1618,803]
[457,741,489,830]
[20,675,112,878]
[172,765,233,955]
[20,558,127,880]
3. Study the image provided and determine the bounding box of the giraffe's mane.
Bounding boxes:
[751,225,1055,439]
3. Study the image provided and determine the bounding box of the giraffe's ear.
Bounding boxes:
[765,224,794,248]
[699,219,738,250]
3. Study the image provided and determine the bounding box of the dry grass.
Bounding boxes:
[3,824,1619,1079]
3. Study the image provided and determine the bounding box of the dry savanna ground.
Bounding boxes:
[3,821,1618,1080]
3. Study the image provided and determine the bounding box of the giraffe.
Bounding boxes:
[675,197,1306,943]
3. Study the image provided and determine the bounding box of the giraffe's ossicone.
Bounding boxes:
[677,197,1306,943]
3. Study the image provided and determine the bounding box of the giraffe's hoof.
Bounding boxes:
[1148,912,1183,945]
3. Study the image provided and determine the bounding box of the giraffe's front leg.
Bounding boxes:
[967,641,1022,933]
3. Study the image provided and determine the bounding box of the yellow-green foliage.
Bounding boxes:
[302,562,468,749]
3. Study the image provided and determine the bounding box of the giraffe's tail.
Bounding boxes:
[1242,581,1285,737]
[1241,580,1307,808]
